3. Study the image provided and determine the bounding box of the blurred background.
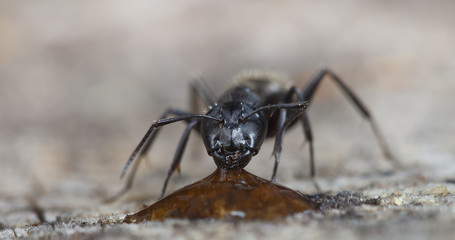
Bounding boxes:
[1,0,455,228]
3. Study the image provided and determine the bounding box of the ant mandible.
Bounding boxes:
[111,69,397,201]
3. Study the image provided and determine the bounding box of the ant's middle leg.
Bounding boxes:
[107,80,216,202]
[136,79,215,172]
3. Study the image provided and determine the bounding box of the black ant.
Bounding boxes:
[109,69,397,202]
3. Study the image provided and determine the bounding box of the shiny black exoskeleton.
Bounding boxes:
[201,84,308,171]
[109,69,397,201]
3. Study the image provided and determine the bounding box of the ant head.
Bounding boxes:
[201,102,267,169]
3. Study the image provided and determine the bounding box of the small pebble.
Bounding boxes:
[428,185,449,197]
[392,196,404,206]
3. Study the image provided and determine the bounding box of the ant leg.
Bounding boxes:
[267,103,310,181]
[134,108,190,164]
[159,119,199,199]
[271,109,307,182]
[140,80,213,162]
[270,108,286,182]
[283,86,320,191]
[301,112,321,191]
[158,80,215,198]
[301,112,315,177]
[302,69,399,167]
[283,87,315,176]
[107,81,216,203]
[105,108,198,203]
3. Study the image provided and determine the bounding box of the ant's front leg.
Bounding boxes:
[280,86,319,191]
[159,119,199,199]
[283,86,315,177]
[271,108,307,182]
[106,80,217,203]
[270,86,313,183]
[105,107,194,203]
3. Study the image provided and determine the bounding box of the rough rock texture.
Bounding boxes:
[1,0,455,239]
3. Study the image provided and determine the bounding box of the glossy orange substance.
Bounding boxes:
[123,168,319,222]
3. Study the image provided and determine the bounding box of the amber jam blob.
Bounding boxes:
[123,168,319,222]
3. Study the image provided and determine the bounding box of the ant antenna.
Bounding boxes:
[240,102,309,121]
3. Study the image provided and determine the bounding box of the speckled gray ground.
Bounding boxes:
[1,1,455,239]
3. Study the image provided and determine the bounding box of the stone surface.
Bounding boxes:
[1,0,455,239]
